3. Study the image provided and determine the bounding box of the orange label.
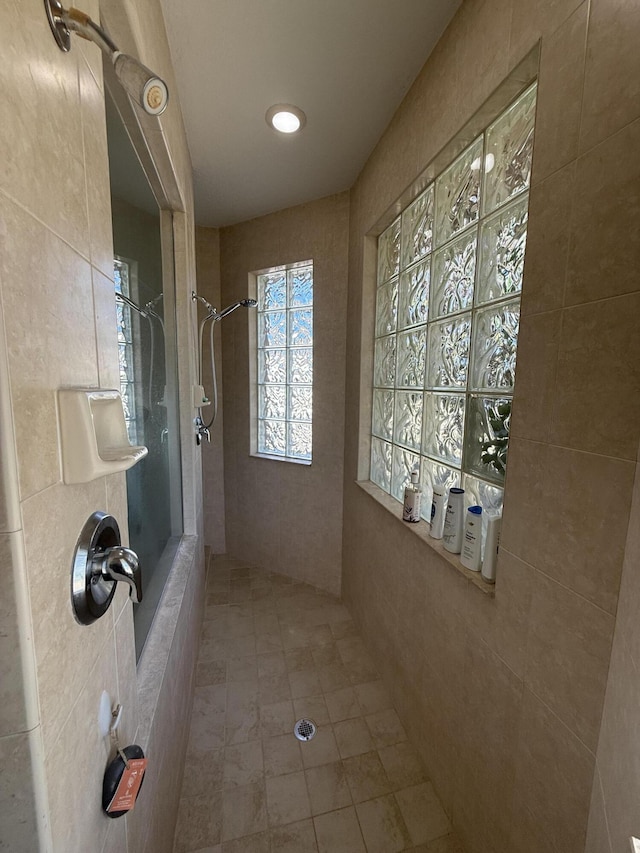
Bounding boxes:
[107,758,147,813]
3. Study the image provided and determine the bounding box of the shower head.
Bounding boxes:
[116,291,149,318]
[216,299,258,320]
[44,0,169,115]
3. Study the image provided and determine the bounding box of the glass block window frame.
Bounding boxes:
[114,256,139,445]
[255,261,313,462]
[370,83,537,519]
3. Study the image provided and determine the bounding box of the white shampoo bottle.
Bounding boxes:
[443,488,464,553]
[482,512,502,584]
[460,505,483,572]
[402,470,422,523]
[429,483,447,539]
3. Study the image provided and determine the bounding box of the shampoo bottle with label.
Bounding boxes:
[443,487,464,553]
[482,512,502,584]
[429,483,447,539]
[460,505,483,571]
[402,470,422,523]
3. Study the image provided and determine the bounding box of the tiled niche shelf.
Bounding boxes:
[356,479,495,597]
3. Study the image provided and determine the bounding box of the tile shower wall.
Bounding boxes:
[215,193,350,596]
[342,1,640,853]
[0,0,203,850]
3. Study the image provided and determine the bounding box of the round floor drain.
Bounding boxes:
[294,718,317,741]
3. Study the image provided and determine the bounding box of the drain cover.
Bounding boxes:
[294,718,317,741]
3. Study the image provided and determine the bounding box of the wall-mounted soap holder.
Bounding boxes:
[57,389,148,484]
[72,512,142,625]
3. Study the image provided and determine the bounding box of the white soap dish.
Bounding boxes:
[57,389,148,484]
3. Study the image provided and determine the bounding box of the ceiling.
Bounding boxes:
[159,0,461,228]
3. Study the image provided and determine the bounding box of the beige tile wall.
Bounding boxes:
[0,0,204,849]
[215,193,350,596]
[342,1,640,852]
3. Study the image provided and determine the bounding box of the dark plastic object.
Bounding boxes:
[102,744,146,818]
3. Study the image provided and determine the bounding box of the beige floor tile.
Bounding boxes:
[257,652,287,679]
[365,709,407,748]
[325,687,361,723]
[262,733,303,777]
[255,633,283,654]
[188,710,226,752]
[221,783,267,842]
[181,748,224,798]
[312,644,342,668]
[317,662,351,693]
[260,700,295,738]
[343,751,391,803]
[356,795,411,853]
[330,620,359,640]
[196,660,227,688]
[269,818,318,852]
[305,761,352,815]
[223,741,264,788]
[300,727,340,769]
[174,792,223,852]
[334,718,375,759]
[395,783,451,845]
[227,657,258,684]
[354,681,393,715]
[221,833,269,853]
[225,703,260,745]
[293,695,330,727]
[425,834,466,852]
[313,806,366,853]
[285,648,314,672]
[289,668,323,699]
[259,673,291,704]
[265,770,311,826]
[378,741,426,790]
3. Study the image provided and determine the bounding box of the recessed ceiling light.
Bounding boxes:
[266,104,307,134]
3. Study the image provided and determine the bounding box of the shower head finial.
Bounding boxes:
[44,0,169,115]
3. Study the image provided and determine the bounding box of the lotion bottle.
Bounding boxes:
[482,512,502,584]
[429,483,447,539]
[402,470,422,523]
[460,505,483,571]
[443,487,464,553]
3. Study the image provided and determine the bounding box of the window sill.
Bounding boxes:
[251,452,312,466]
[355,480,495,597]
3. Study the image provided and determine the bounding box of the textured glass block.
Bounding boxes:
[375,279,398,337]
[391,446,420,502]
[373,335,396,388]
[470,300,520,391]
[419,457,461,520]
[434,137,482,247]
[477,196,528,305]
[393,391,423,451]
[422,392,465,466]
[426,314,471,389]
[289,347,313,384]
[259,311,286,348]
[287,422,312,460]
[396,329,427,388]
[483,83,537,214]
[258,271,286,310]
[370,437,392,492]
[372,389,394,441]
[259,419,286,455]
[462,473,504,526]
[288,386,312,421]
[259,348,286,384]
[289,309,313,346]
[463,395,511,485]
[259,384,286,420]
[401,185,434,268]
[377,217,401,285]
[398,260,430,330]
[431,229,477,318]
[289,266,313,307]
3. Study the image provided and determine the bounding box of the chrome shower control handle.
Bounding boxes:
[97,547,143,604]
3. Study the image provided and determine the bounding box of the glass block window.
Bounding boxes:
[114,256,138,444]
[256,262,313,461]
[370,83,536,517]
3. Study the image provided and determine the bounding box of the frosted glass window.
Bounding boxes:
[370,83,537,514]
[256,261,313,461]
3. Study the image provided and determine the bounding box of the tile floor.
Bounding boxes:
[173,555,465,853]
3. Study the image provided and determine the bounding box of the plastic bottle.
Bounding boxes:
[443,487,464,553]
[460,505,483,571]
[429,483,447,539]
[402,470,422,523]
[482,512,502,584]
